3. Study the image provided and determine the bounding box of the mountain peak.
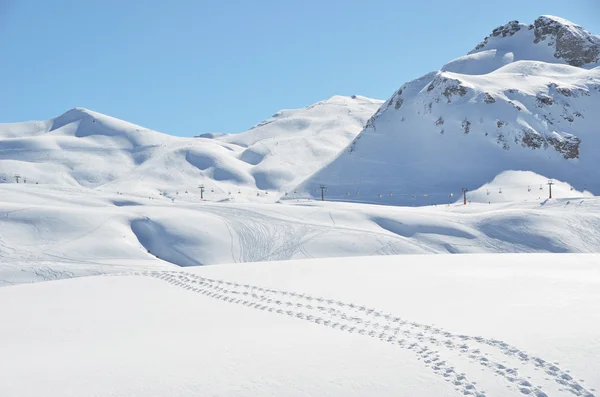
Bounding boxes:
[532,15,600,67]
[467,16,600,69]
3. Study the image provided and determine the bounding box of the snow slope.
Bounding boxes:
[2,181,600,286]
[298,16,600,205]
[0,96,382,197]
[0,254,598,396]
[219,95,383,190]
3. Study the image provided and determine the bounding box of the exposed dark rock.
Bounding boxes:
[473,20,522,51]
[556,87,573,96]
[483,93,496,104]
[533,16,600,67]
[521,129,544,149]
[462,119,471,135]
[547,135,580,159]
[536,94,554,106]
[395,98,404,109]
[435,117,444,126]
[442,85,467,103]
[509,101,523,111]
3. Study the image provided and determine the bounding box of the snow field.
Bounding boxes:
[0,254,598,396]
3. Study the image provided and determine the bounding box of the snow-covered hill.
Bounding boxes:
[0,96,382,197]
[219,95,382,190]
[1,254,599,396]
[298,16,600,205]
[2,180,599,286]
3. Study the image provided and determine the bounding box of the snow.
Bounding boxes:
[2,180,600,286]
[0,95,382,196]
[2,15,600,396]
[0,254,598,396]
[299,16,600,206]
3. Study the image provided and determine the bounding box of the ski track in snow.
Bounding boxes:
[122,270,596,397]
[197,206,319,263]
[195,204,433,264]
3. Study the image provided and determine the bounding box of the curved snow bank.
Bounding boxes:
[130,218,204,267]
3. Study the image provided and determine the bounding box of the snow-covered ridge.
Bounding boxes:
[0,96,382,194]
[298,16,600,205]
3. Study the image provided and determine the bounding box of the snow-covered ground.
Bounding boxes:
[1,254,598,397]
[2,14,599,397]
[1,177,599,286]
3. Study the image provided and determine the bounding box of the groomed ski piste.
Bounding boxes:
[1,170,600,286]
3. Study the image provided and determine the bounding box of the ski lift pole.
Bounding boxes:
[462,188,468,205]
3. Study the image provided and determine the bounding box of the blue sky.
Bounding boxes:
[1,0,598,136]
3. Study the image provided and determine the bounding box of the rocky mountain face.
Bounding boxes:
[296,16,600,205]
[471,16,600,68]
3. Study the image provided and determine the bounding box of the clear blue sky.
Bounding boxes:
[1,0,598,136]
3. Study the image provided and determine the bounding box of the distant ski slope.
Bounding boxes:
[1,180,599,286]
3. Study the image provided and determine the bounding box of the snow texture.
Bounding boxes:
[0,255,598,396]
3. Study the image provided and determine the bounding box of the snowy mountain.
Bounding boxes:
[297,16,600,205]
[0,96,382,197]
[219,95,382,190]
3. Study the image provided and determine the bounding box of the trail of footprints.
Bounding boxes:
[129,271,596,397]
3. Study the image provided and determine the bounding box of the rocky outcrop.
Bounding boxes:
[533,16,600,67]
[471,16,600,68]
[473,20,523,51]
